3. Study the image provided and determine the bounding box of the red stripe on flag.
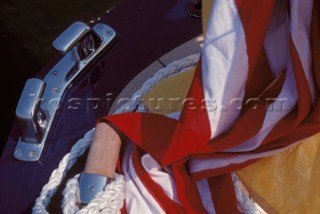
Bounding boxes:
[163,60,211,165]
[171,161,208,213]
[312,0,320,90]
[242,49,275,106]
[308,0,320,121]
[208,174,241,214]
[235,0,276,85]
[100,112,177,164]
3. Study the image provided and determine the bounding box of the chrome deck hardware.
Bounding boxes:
[79,173,112,204]
[15,79,46,143]
[53,22,91,53]
[14,22,116,162]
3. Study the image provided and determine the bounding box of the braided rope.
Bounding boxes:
[114,54,199,114]
[62,174,125,214]
[33,129,95,214]
[32,54,200,213]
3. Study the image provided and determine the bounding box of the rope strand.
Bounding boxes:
[33,54,199,213]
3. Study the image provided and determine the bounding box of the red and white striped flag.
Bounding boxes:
[101,0,320,213]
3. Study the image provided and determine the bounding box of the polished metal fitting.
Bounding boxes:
[79,172,112,204]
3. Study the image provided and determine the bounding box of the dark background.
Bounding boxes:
[0,0,117,152]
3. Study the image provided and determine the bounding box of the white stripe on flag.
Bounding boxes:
[202,0,248,139]
[122,143,165,214]
[196,179,216,213]
[122,142,182,213]
[290,0,315,102]
[264,0,289,77]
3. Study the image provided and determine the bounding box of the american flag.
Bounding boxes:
[101,0,320,213]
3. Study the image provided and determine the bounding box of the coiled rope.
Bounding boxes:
[33,54,264,213]
[33,54,199,213]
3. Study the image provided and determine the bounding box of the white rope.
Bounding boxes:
[232,173,267,214]
[33,54,200,214]
[33,129,95,214]
[114,55,200,114]
[62,174,125,214]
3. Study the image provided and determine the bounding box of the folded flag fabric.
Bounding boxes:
[142,57,320,213]
[100,0,320,213]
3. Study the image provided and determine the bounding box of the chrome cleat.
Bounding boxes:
[14,22,117,162]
